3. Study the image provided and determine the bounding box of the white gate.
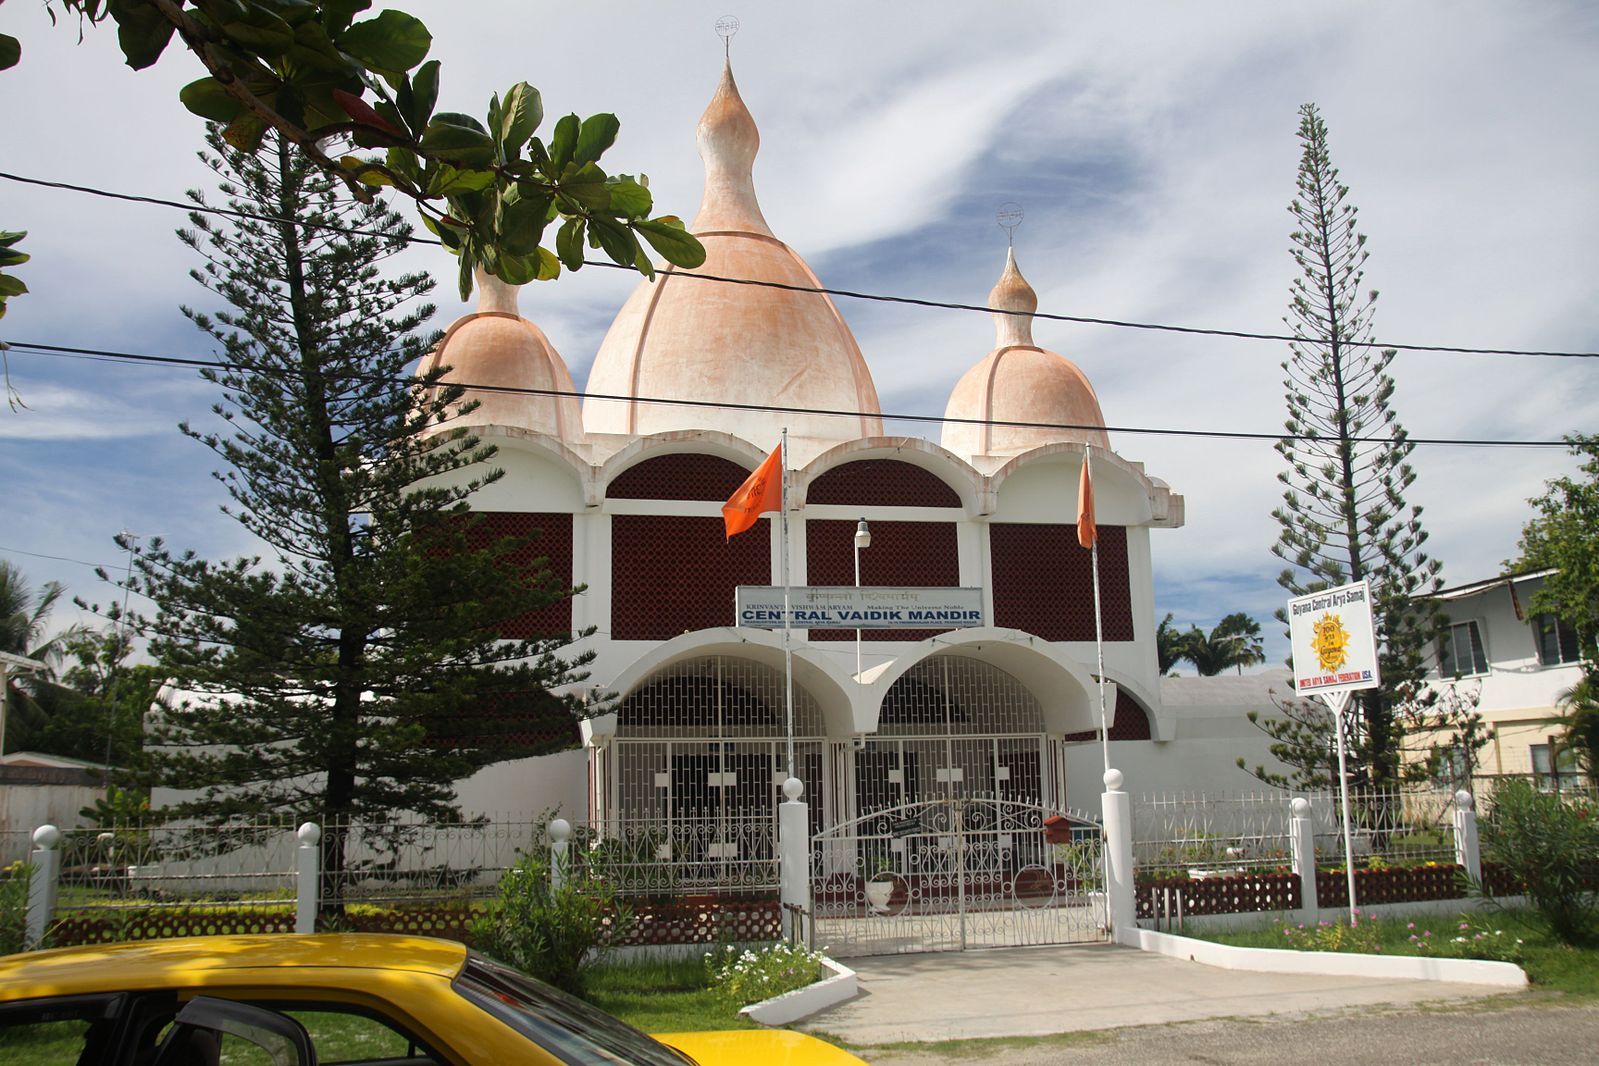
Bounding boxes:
[810,797,1106,957]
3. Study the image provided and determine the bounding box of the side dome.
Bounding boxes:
[583,61,882,461]
[941,248,1110,461]
[418,269,584,442]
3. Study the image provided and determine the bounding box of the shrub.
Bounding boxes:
[1401,915,1525,964]
[1477,778,1599,944]
[1276,908,1382,953]
[703,941,827,1009]
[469,854,629,996]
[1,861,31,954]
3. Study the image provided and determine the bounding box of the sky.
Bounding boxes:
[1,0,1596,669]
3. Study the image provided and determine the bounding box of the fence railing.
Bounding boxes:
[1133,785,1467,876]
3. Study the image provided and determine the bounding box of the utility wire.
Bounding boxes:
[4,169,1595,361]
[4,340,1572,449]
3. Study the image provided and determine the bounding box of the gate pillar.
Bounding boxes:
[778,777,812,944]
[1100,768,1137,941]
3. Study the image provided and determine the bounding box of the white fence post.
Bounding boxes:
[548,819,571,891]
[1289,796,1318,920]
[26,824,61,950]
[1100,769,1137,940]
[296,822,320,934]
[778,777,811,945]
[1452,790,1481,883]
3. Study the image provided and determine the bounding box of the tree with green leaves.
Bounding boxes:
[1514,434,1599,675]
[1155,613,1186,676]
[1181,613,1266,677]
[1,0,705,322]
[1257,103,1450,790]
[115,127,591,911]
[0,560,84,753]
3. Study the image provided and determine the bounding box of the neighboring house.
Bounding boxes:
[0,752,108,863]
[1424,568,1588,791]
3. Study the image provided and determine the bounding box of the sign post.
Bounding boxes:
[1286,579,1380,924]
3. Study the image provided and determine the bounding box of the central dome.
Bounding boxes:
[583,61,882,461]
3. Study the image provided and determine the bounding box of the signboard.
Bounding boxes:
[889,817,924,838]
[735,586,985,630]
[1287,580,1381,696]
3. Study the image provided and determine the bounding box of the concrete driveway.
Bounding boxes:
[799,942,1516,1045]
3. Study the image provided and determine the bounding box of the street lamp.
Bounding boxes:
[853,518,871,682]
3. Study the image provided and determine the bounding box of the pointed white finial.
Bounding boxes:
[473,265,520,316]
[691,48,773,236]
[996,201,1024,247]
[989,247,1037,348]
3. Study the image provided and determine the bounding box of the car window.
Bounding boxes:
[454,953,689,1066]
[0,994,123,1066]
[281,1009,436,1064]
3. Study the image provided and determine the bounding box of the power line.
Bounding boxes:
[4,169,1595,361]
[4,339,1573,449]
[0,543,117,572]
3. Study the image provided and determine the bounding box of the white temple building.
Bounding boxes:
[419,59,1289,831]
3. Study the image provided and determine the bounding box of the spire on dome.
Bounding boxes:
[989,248,1037,348]
[691,59,773,236]
[475,266,520,315]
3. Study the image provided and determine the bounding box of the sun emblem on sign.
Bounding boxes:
[1310,611,1350,673]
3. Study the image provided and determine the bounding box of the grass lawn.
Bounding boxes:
[1184,909,1599,997]
[586,955,758,1033]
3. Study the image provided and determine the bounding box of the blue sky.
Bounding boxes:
[2,1,1596,668]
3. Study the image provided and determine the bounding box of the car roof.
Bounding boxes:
[0,934,469,1000]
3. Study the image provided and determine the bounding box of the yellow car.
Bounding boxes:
[0,934,867,1065]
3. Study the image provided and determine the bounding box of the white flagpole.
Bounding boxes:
[1088,448,1110,775]
[780,427,795,781]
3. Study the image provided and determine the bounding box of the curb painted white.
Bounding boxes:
[740,957,859,1026]
[1119,926,1527,988]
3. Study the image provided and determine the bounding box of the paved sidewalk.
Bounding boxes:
[799,942,1517,1045]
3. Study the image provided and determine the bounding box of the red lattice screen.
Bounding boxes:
[463,512,574,640]
[607,453,755,501]
[805,519,960,641]
[990,524,1133,641]
[1064,689,1152,742]
[806,459,961,507]
[612,515,771,639]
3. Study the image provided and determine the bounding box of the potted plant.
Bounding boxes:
[864,856,897,914]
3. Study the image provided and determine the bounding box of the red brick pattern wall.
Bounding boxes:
[466,512,574,640]
[806,459,961,508]
[806,519,960,642]
[612,515,772,639]
[990,524,1134,641]
[606,453,756,501]
[1065,689,1153,742]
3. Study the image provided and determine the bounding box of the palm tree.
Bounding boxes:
[1,560,84,752]
[1156,613,1187,675]
[1182,613,1267,677]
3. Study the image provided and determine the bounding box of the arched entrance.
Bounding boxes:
[855,655,1052,818]
[602,656,827,891]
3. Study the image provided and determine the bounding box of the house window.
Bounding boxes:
[1429,744,1471,789]
[1530,741,1581,792]
[1532,613,1582,667]
[1438,620,1488,677]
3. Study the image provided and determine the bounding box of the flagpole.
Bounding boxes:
[780,427,795,781]
[1088,448,1110,775]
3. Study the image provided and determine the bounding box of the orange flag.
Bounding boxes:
[723,443,783,540]
[1076,457,1097,550]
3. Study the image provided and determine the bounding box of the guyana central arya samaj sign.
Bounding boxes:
[735,587,985,630]
[1287,579,1381,695]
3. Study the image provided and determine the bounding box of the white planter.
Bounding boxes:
[864,878,894,914]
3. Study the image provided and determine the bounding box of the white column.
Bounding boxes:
[548,819,572,891]
[295,822,321,934]
[778,777,811,944]
[27,824,62,950]
[1452,790,1481,883]
[1100,768,1137,941]
[1288,796,1318,920]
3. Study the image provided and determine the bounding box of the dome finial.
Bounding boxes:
[474,265,520,316]
[691,31,773,236]
[989,245,1037,348]
[996,201,1024,248]
[716,15,739,57]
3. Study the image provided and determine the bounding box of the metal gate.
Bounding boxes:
[810,797,1106,957]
